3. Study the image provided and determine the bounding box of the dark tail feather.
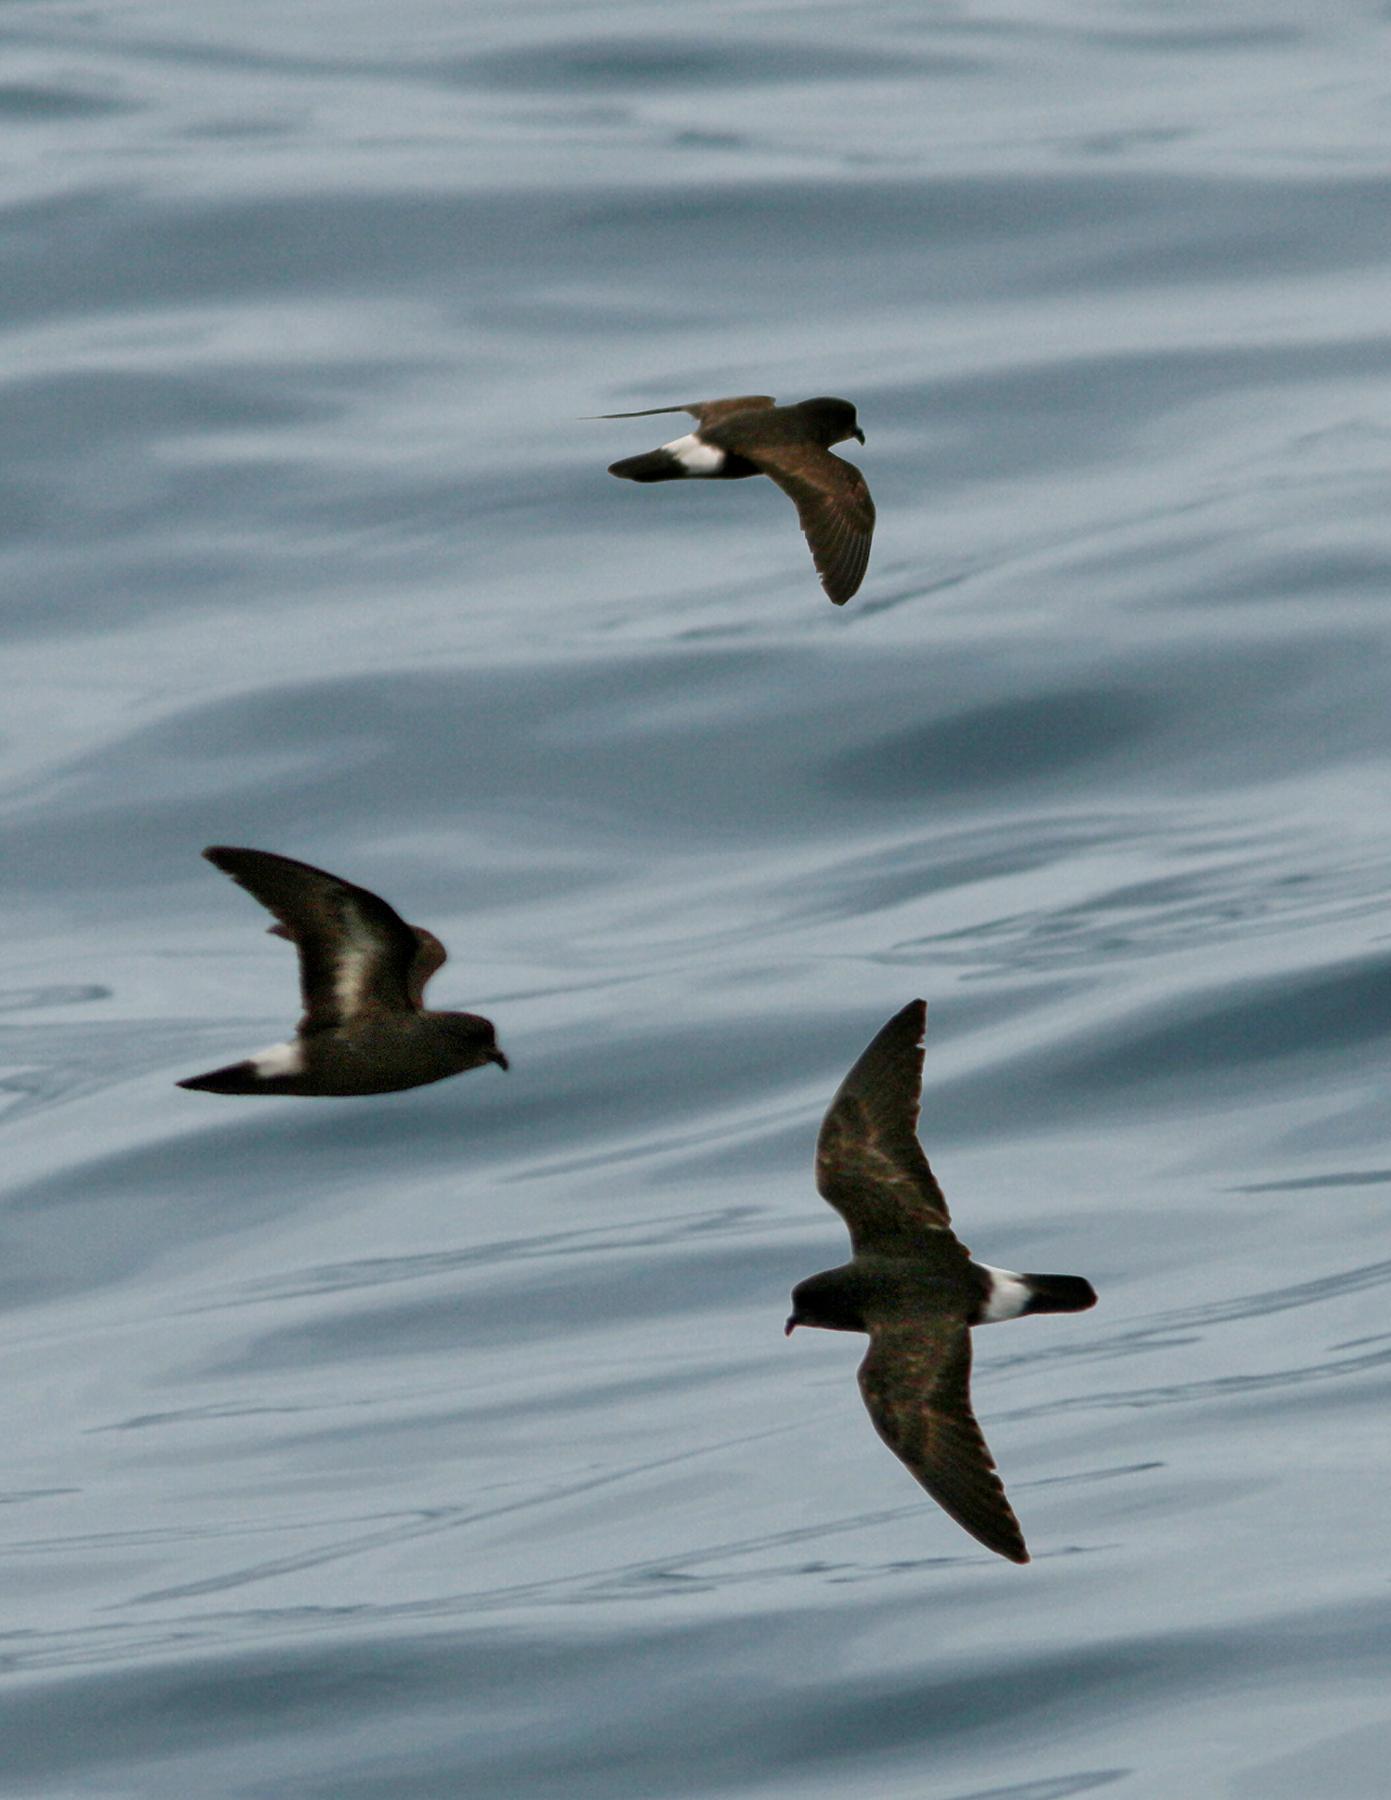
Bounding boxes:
[1022,1273,1097,1315]
[177,1059,273,1095]
[608,450,687,483]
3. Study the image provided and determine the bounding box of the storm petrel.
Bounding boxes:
[600,394,874,605]
[786,1000,1096,1562]
[177,847,507,1097]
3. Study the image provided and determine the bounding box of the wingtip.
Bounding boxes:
[974,1512,1030,1565]
[820,564,868,607]
[202,844,245,870]
[585,404,686,421]
[894,997,927,1037]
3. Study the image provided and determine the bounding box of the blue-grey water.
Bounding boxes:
[3,2,1390,1794]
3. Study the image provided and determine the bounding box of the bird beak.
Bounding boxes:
[487,1047,510,1071]
[266,922,292,940]
[853,428,865,444]
[784,1315,797,1336]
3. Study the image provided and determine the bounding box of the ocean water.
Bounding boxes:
[2,1,1390,1794]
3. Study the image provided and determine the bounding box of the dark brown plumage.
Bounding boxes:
[600,394,874,605]
[787,1001,1097,1563]
[265,916,446,1010]
[177,847,507,1097]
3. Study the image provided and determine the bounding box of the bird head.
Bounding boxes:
[798,397,864,449]
[442,1012,509,1072]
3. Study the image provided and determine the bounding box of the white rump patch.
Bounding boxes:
[977,1265,1032,1324]
[250,1039,304,1078]
[662,431,725,475]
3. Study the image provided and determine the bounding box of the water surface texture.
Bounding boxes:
[3,2,1390,1796]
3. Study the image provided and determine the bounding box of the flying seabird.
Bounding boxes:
[786,1000,1096,1562]
[177,846,508,1097]
[600,394,874,605]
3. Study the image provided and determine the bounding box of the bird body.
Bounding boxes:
[177,847,507,1098]
[789,1252,1096,1336]
[787,1256,964,1333]
[788,1000,1096,1562]
[601,394,874,604]
[183,1009,502,1097]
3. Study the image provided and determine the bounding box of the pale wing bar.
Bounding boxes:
[203,846,420,1029]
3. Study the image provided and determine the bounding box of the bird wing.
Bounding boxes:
[594,395,777,426]
[203,846,423,1031]
[750,443,875,604]
[816,1000,966,1261]
[858,1314,1029,1563]
[403,927,448,1008]
[265,920,447,1008]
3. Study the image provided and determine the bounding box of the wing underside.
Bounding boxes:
[858,1316,1028,1563]
[816,1000,964,1259]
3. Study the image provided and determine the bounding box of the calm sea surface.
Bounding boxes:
[2,3,1390,1795]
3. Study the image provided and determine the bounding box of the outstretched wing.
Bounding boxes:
[203,846,424,1031]
[594,395,777,427]
[858,1315,1029,1563]
[266,920,448,1008]
[401,927,447,1007]
[752,443,875,604]
[816,1000,966,1261]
